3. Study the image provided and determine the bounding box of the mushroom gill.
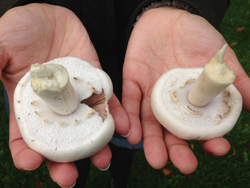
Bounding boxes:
[80,89,108,121]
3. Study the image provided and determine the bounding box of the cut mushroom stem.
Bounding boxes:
[187,44,236,107]
[30,63,79,115]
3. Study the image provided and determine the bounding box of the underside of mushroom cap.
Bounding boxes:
[14,57,115,162]
[151,68,242,140]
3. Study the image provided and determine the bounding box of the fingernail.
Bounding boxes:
[57,181,76,188]
[22,165,40,171]
[98,161,111,171]
[121,129,130,137]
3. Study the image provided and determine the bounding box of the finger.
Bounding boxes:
[122,77,142,145]
[143,126,168,169]
[46,160,78,188]
[90,145,112,170]
[226,47,250,112]
[164,130,198,174]
[10,141,43,171]
[108,93,130,136]
[8,112,44,171]
[141,96,168,169]
[199,137,231,156]
[233,74,250,112]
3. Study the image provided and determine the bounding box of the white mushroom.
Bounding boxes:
[151,45,242,140]
[14,56,115,162]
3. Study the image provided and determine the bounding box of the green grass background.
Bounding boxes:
[1,0,250,187]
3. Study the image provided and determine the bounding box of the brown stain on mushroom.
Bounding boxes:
[218,91,232,119]
[43,119,49,123]
[31,100,39,107]
[172,90,178,102]
[226,91,231,98]
[194,136,201,140]
[80,89,107,121]
[218,106,231,119]
[184,78,196,86]
[186,105,202,115]
[35,111,40,116]
[86,109,97,119]
[74,119,79,125]
[92,86,97,93]
[57,122,69,127]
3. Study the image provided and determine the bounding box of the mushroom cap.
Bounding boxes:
[14,57,115,162]
[151,68,242,140]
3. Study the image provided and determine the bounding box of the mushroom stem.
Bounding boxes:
[30,63,79,115]
[187,44,236,107]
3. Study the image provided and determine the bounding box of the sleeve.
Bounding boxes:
[182,0,230,31]
[128,0,230,32]
[0,0,63,17]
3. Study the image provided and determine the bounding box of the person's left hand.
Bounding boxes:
[122,7,250,173]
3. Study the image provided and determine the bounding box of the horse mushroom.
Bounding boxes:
[151,45,242,140]
[14,56,115,162]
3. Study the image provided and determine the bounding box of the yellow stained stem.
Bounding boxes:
[187,44,235,107]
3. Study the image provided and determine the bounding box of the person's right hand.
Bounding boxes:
[0,3,129,187]
[122,7,250,173]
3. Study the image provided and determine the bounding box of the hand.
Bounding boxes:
[0,4,129,187]
[122,7,250,173]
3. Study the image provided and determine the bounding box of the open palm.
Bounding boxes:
[0,3,129,187]
[123,7,250,173]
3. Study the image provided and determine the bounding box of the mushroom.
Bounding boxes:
[151,45,242,140]
[14,56,115,162]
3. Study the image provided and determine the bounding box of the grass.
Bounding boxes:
[1,0,250,187]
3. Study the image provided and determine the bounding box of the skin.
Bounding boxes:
[122,7,250,173]
[1,3,250,187]
[0,4,129,187]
